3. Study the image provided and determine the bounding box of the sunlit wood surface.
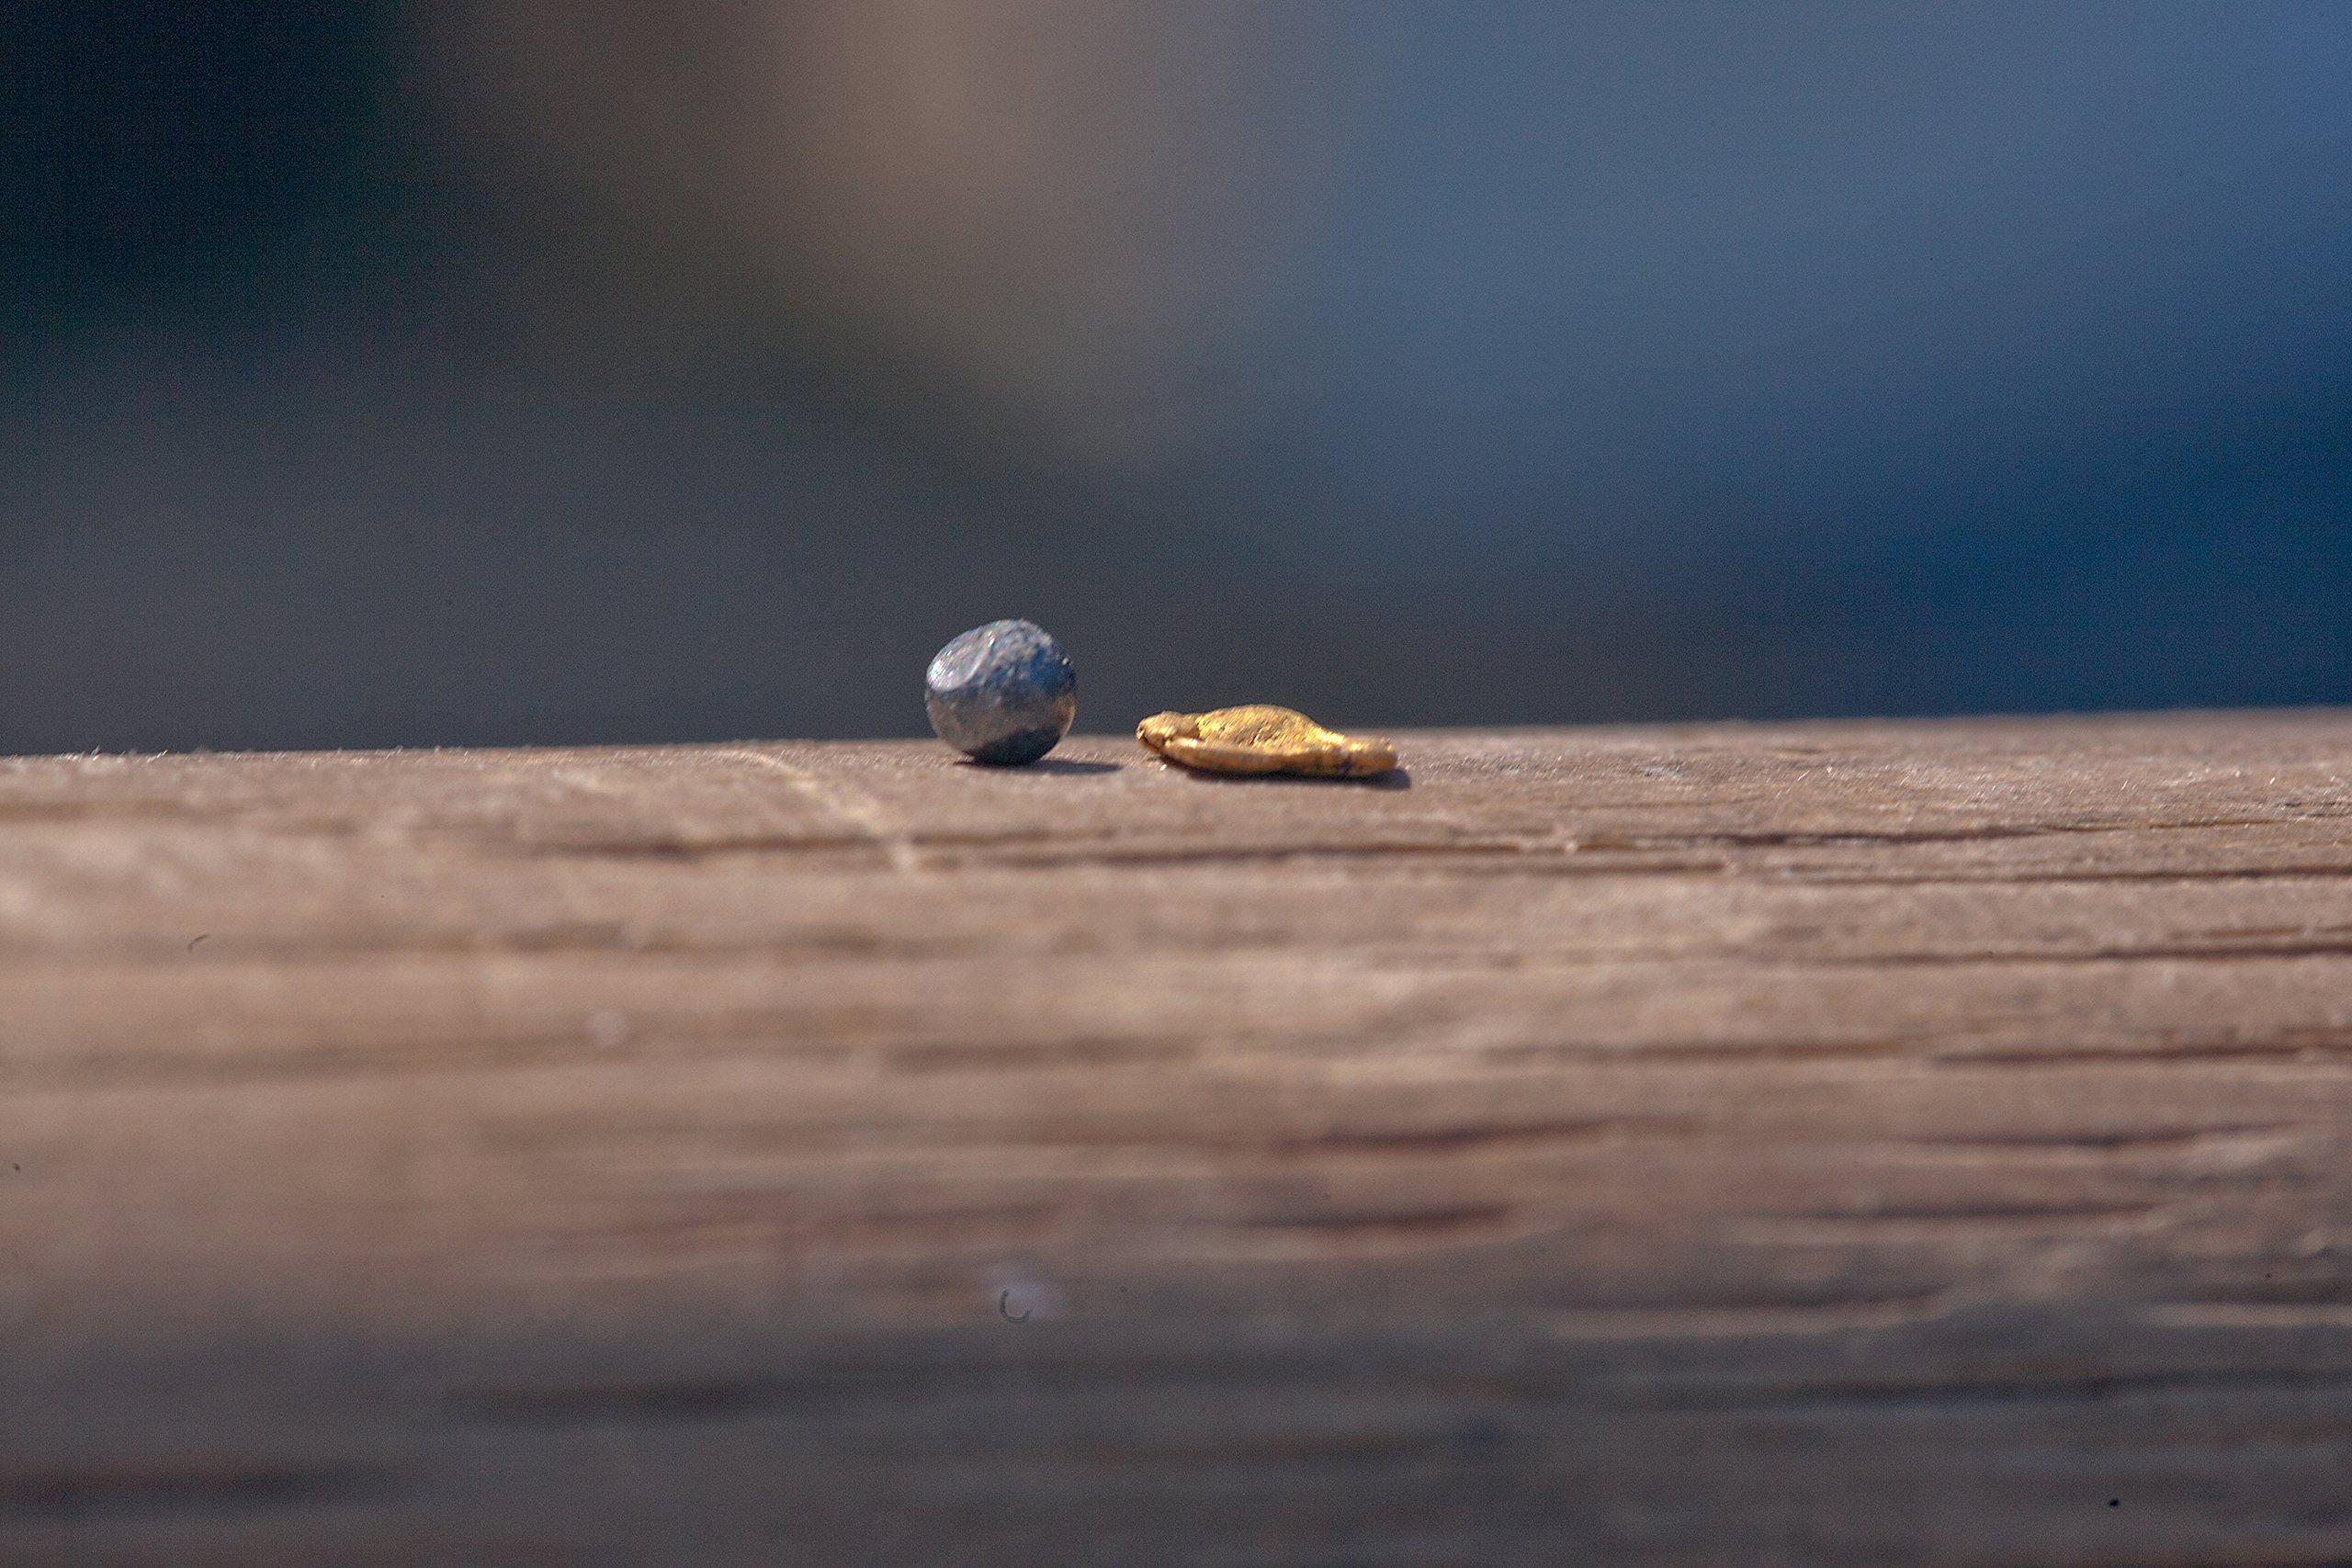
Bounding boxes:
[3,714,2349,1565]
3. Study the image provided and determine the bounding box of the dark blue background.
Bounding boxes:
[6,3,2348,750]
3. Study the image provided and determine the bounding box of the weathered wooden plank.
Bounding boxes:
[1,714,2348,1565]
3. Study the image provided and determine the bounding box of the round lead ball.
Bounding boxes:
[924,619,1077,765]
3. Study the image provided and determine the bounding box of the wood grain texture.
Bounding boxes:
[2,713,2349,1565]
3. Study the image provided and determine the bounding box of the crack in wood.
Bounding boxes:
[0,1462,382,1520]
[1631,1365,2352,1414]
[1234,1203,1517,1236]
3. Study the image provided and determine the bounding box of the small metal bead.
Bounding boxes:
[924,619,1077,766]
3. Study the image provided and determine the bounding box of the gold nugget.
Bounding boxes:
[1136,705,1397,778]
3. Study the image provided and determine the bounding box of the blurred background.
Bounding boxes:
[4,1,2349,752]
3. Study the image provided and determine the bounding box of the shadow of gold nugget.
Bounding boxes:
[1136,705,1397,778]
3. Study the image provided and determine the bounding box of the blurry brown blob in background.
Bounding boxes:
[413,0,1348,463]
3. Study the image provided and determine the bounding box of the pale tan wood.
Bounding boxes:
[1,713,2348,1565]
